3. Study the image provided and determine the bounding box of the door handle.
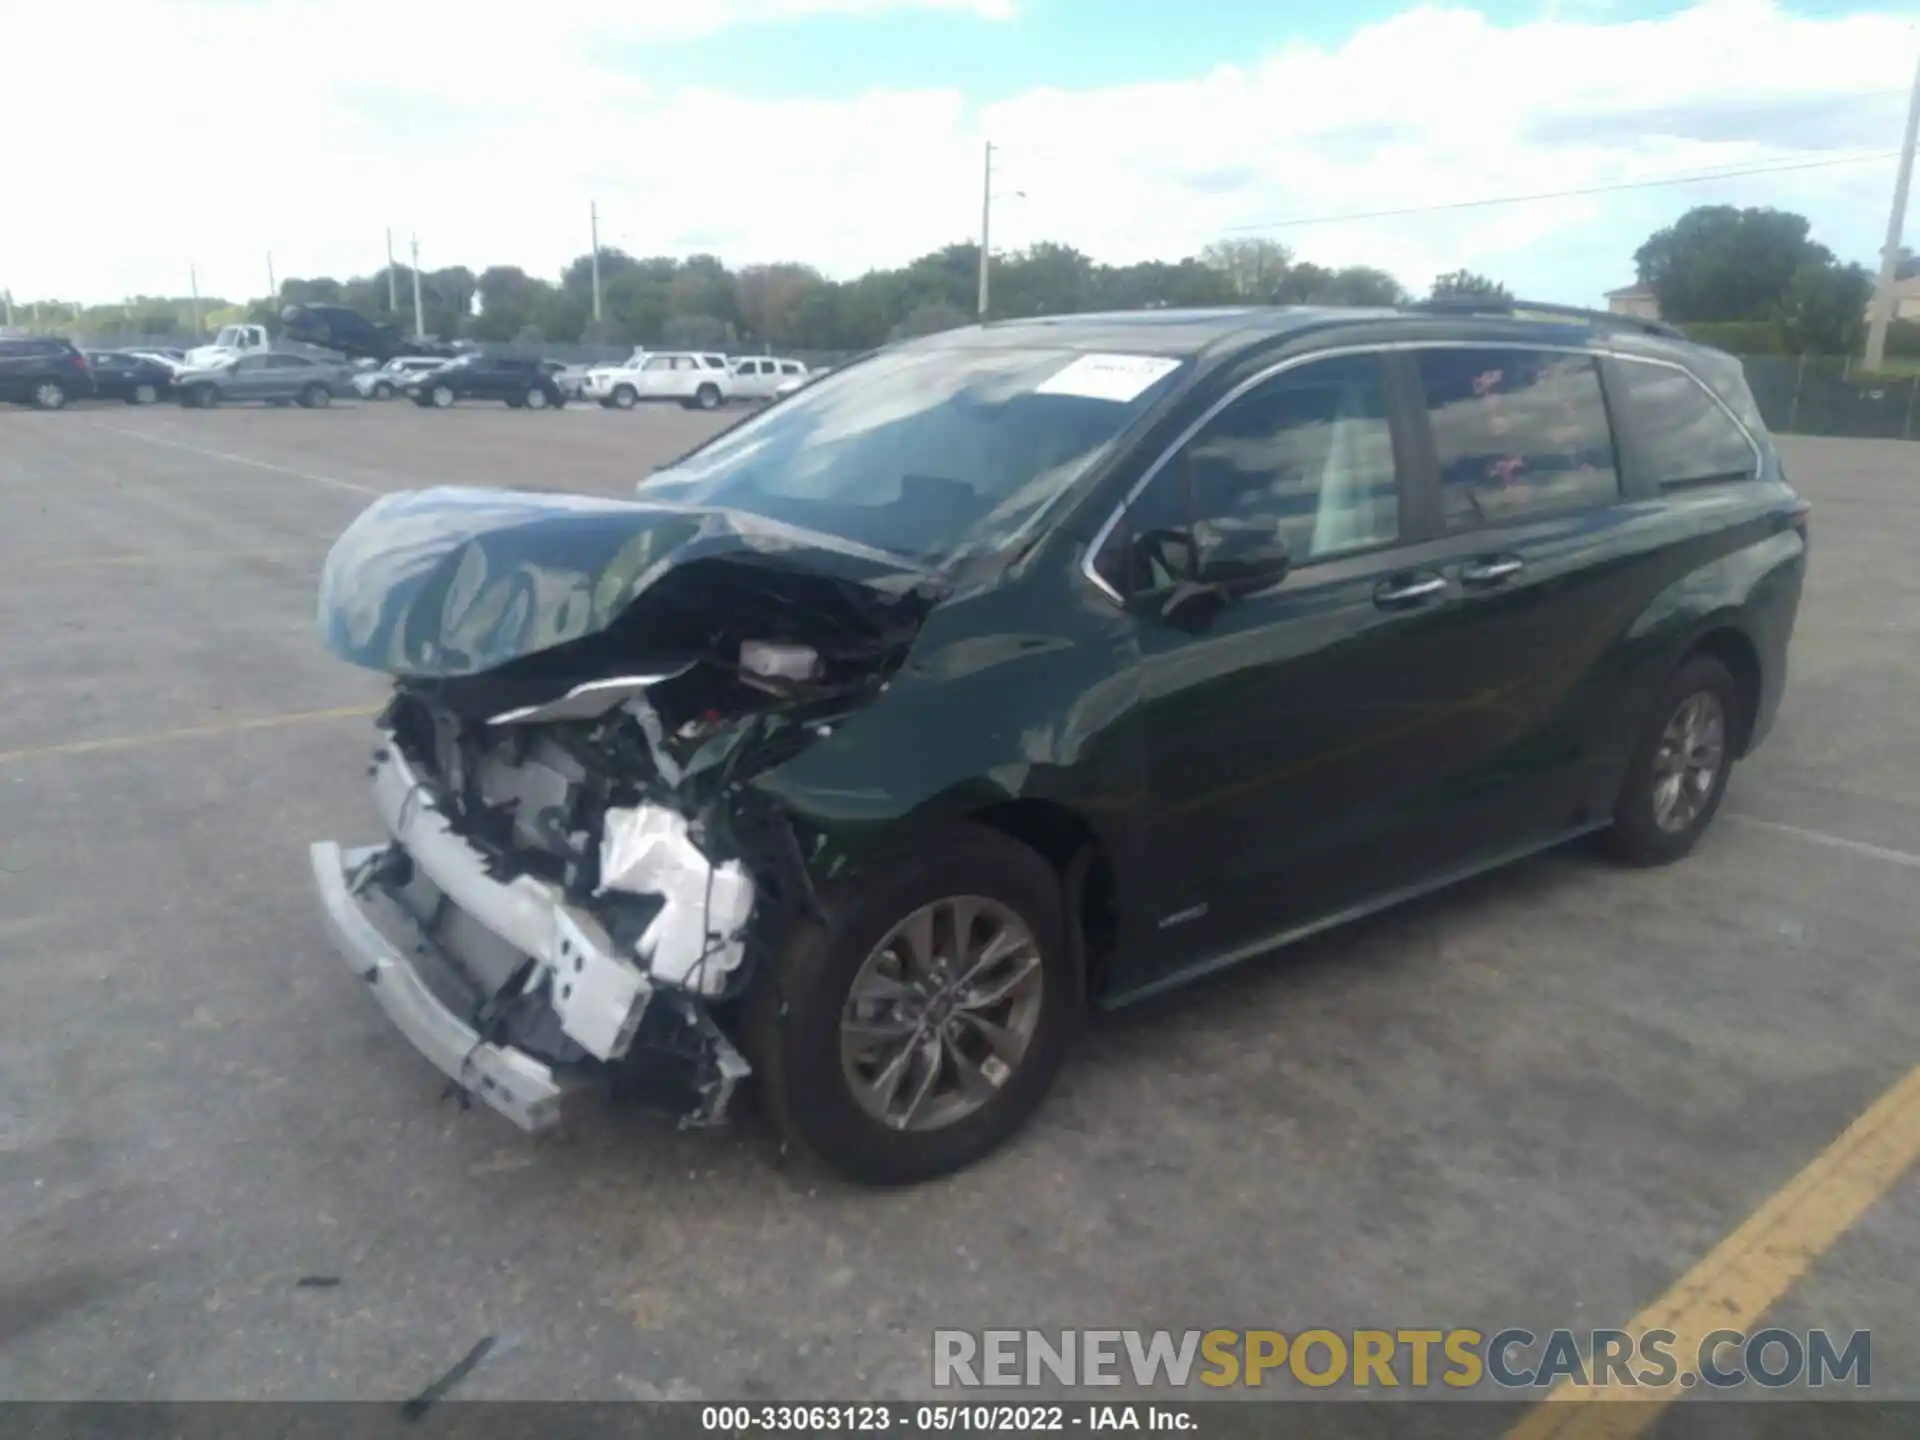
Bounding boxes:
[1374,572,1447,608]
[1459,556,1524,588]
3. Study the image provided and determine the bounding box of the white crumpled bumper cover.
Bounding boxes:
[308,733,752,1132]
[311,839,568,1132]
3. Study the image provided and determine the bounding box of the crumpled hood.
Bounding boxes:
[316,486,934,679]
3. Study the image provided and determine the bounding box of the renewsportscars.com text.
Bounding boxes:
[931,1328,1871,1391]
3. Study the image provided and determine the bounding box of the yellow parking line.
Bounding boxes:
[1507,1061,1920,1439]
[0,704,382,767]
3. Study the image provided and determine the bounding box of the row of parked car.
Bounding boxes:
[0,336,358,411]
[2,334,821,414]
[354,348,816,411]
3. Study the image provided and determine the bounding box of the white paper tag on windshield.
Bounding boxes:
[1035,353,1181,404]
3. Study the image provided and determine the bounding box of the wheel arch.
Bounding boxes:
[966,797,1121,1011]
[1679,624,1763,756]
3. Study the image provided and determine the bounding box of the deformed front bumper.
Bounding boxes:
[309,735,752,1135]
[311,840,568,1131]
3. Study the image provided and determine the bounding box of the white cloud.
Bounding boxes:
[2,0,1911,307]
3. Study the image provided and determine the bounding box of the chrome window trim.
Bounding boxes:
[1077,339,1765,608]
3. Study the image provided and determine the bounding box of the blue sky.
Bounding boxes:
[6,0,1917,305]
[616,0,1874,105]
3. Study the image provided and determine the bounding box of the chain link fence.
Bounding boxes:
[1739,356,1920,442]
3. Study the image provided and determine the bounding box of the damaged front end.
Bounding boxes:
[308,487,938,1133]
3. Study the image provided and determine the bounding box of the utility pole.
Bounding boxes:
[189,263,202,339]
[386,228,399,313]
[977,140,993,320]
[1866,49,1920,372]
[590,199,604,325]
[266,251,276,303]
[410,235,426,338]
[3,289,12,328]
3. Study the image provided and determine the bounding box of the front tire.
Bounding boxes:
[745,824,1073,1185]
[525,386,551,410]
[194,384,221,409]
[694,383,722,411]
[1603,654,1739,866]
[373,381,394,400]
[611,384,637,410]
[131,383,158,405]
[430,384,455,409]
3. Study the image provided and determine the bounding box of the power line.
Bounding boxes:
[1213,149,1900,235]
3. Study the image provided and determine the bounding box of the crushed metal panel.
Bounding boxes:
[597,804,755,996]
[548,908,653,1061]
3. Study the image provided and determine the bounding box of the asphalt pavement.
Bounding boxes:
[1,400,1916,1415]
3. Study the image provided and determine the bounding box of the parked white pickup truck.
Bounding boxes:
[582,350,733,410]
[183,323,273,369]
[728,355,810,401]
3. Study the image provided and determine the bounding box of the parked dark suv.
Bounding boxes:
[310,300,1807,1183]
[0,336,95,409]
[405,354,567,410]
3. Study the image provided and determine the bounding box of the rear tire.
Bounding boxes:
[430,385,455,409]
[194,384,221,409]
[373,381,394,401]
[694,382,722,411]
[30,381,68,411]
[1603,654,1739,867]
[525,386,550,410]
[298,385,330,408]
[131,383,158,405]
[744,823,1074,1185]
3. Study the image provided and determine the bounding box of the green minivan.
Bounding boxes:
[311,300,1807,1183]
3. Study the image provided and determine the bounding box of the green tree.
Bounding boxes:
[890,302,969,340]
[734,263,825,347]
[1778,261,1872,356]
[662,313,736,349]
[471,265,557,341]
[1199,238,1293,301]
[1430,269,1510,302]
[1634,206,1829,323]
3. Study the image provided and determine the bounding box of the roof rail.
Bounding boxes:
[1402,295,1686,341]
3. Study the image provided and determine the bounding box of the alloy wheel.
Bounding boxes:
[32,382,65,410]
[839,895,1044,1133]
[1651,690,1726,834]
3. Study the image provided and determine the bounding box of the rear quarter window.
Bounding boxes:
[1611,359,1759,488]
[1416,348,1621,529]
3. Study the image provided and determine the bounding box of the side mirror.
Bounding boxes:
[1189,516,1291,595]
[1135,516,1290,631]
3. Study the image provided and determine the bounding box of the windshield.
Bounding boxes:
[642,345,1186,564]
[213,326,247,347]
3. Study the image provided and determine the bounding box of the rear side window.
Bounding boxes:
[1417,348,1620,529]
[1613,359,1758,488]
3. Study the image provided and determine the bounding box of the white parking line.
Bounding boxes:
[86,424,386,496]
[1725,812,1920,870]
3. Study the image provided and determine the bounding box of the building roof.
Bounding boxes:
[1606,284,1655,298]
